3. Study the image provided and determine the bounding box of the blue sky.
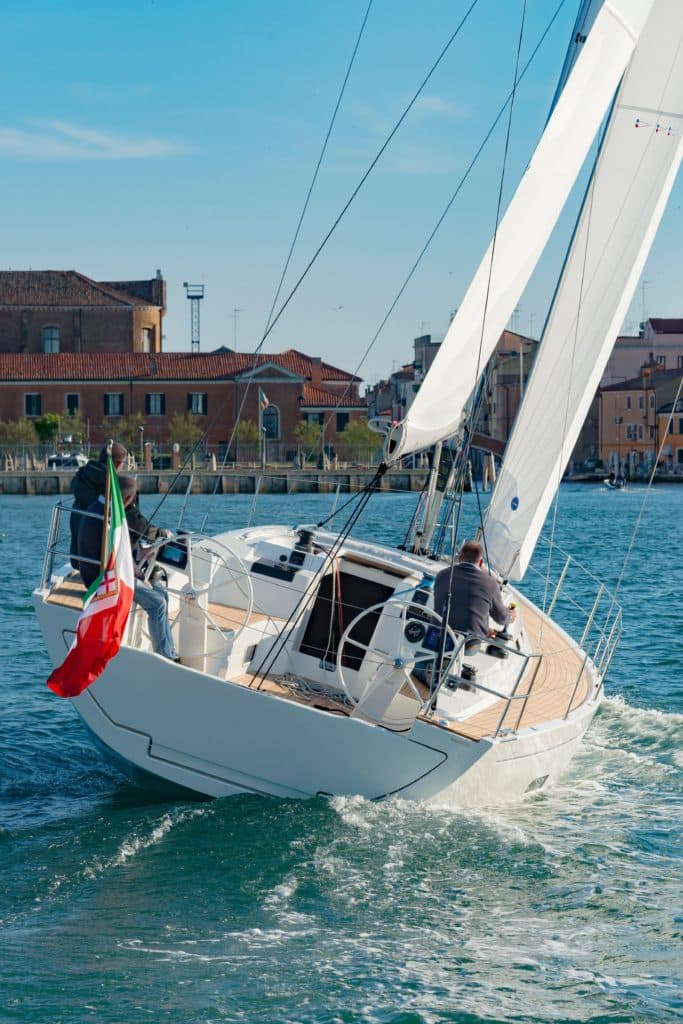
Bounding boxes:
[4,0,682,388]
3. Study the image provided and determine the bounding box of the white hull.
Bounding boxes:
[34,524,608,808]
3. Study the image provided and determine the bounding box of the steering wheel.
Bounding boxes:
[140,532,255,641]
[336,598,459,728]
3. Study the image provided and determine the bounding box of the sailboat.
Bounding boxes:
[33,0,682,805]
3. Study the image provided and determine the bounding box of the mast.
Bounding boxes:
[484,0,683,580]
[384,0,656,464]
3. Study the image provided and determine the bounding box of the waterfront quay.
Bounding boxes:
[0,468,429,496]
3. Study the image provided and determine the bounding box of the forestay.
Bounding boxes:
[484,0,683,580]
[385,0,655,462]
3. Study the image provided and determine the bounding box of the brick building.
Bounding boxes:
[0,349,365,450]
[0,270,166,355]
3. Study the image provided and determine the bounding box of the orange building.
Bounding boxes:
[657,398,683,473]
[599,365,682,476]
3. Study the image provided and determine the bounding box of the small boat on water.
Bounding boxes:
[604,476,627,490]
[34,0,683,805]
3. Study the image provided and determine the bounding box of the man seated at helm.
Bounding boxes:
[434,539,515,653]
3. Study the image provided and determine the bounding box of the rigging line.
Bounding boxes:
[150,0,560,530]
[260,0,373,340]
[472,470,490,567]
[198,0,474,534]
[252,0,481,353]
[152,7,374,532]
[251,468,384,687]
[205,1,374,526]
[611,373,683,607]
[252,467,385,685]
[468,0,527,427]
[541,173,597,617]
[320,0,570,440]
[316,473,377,528]
[462,0,528,570]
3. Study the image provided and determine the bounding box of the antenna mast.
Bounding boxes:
[184,283,205,353]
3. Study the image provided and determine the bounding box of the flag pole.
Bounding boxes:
[99,439,113,574]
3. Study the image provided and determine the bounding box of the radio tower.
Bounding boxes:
[183,283,204,353]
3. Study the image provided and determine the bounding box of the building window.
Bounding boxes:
[638,424,643,439]
[145,393,165,416]
[679,417,683,435]
[626,424,637,441]
[141,327,154,353]
[656,354,666,366]
[262,405,280,440]
[336,412,350,433]
[650,394,655,408]
[677,448,683,466]
[104,393,124,417]
[304,412,324,425]
[626,396,631,410]
[638,394,644,409]
[66,394,80,415]
[678,356,683,370]
[42,326,60,353]
[187,392,208,415]
[25,393,41,417]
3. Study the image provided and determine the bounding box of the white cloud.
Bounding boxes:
[0,119,188,159]
[413,95,469,120]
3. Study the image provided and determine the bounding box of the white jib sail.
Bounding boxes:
[386,0,655,462]
[484,0,683,581]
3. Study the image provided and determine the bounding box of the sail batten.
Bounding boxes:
[386,0,656,463]
[484,0,683,581]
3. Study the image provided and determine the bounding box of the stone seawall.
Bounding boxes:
[0,469,430,496]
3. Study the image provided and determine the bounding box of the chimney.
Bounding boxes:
[310,356,322,387]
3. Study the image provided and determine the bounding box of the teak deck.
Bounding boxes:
[44,578,592,741]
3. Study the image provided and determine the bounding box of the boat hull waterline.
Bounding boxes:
[34,530,604,807]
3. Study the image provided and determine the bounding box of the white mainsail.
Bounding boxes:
[385,0,655,462]
[484,0,683,581]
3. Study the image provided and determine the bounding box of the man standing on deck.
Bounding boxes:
[434,539,515,650]
[70,443,128,565]
[76,475,178,662]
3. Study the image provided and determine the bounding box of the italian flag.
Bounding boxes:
[47,459,135,698]
[259,387,270,410]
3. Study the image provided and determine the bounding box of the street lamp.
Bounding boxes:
[138,424,144,467]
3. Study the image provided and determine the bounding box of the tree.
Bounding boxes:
[294,419,322,465]
[0,418,39,445]
[34,413,61,443]
[233,419,260,443]
[341,418,379,447]
[294,419,322,446]
[60,411,87,444]
[103,412,144,449]
[167,411,204,449]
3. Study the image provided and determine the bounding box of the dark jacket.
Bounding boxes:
[69,459,146,563]
[76,497,105,588]
[434,561,509,639]
[125,504,163,550]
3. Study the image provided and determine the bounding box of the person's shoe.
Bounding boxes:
[172,656,182,664]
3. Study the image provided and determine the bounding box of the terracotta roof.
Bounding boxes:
[647,318,683,334]
[0,351,363,383]
[281,348,361,382]
[299,383,366,408]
